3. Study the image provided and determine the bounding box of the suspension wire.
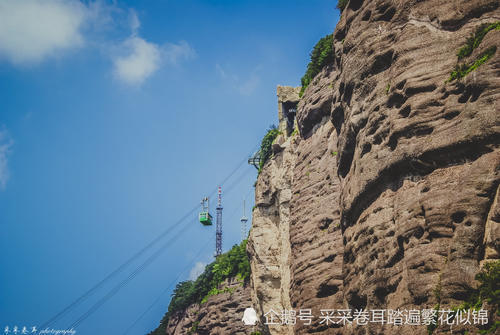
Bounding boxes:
[40,148,255,329]
[38,204,198,330]
[68,168,252,330]
[225,185,255,226]
[122,237,213,335]
[223,165,254,196]
[45,146,259,329]
[245,186,254,201]
[68,222,197,330]
[122,178,257,334]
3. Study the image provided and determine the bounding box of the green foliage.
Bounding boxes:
[299,34,334,97]
[385,83,391,95]
[201,286,235,304]
[476,260,500,307]
[449,46,497,81]
[457,22,500,60]
[187,321,199,334]
[210,241,251,290]
[480,320,500,334]
[447,261,500,335]
[448,21,499,82]
[148,240,251,335]
[258,125,280,172]
[250,332,262,335]
[337,0,348,11]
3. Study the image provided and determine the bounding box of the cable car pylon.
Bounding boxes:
[215,186,223,257]
[240,200,248,242]
[199,187,223,257]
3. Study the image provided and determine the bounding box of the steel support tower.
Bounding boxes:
[240,200,248,242]
[215,186,223,257]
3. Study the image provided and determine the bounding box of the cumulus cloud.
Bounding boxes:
[0,127,13,190]
[0,0,88,65]
[0,1,195,84]
[112,12,195,86]
[113,37,161,86]
[189,262,206,281]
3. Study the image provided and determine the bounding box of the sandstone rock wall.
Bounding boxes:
[247,134,296,335]
[249,1,500,334]
[165,278,252,335]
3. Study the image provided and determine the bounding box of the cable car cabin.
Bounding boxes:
[199,212,213,226]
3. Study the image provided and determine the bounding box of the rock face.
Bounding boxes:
[165,278,252,334]
[248,1,500,334]
[247,133,296,335]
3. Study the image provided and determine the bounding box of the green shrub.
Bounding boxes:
[476,260,500,307]
[449,46,497,81]
[337,0,348,11]
[448,21,499,82]
[258,125,280,172]
[457,22,500,60]
[148,240,251,334]
[447,260,500,335]
[299,34,334,97]
[187,321,199,334]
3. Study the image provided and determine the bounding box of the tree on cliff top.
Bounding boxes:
[148,240,250,335]
[300,34,334,97]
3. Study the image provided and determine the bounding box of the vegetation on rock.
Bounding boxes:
[444,261,500,334]
[258,125,280,172]
[457,22,500,60]
[448,22,499,81]
[148,240,250,335]
[337,0,348,12]
[449,46,497,81]
[299,34,334,97]
[428,261,500,334]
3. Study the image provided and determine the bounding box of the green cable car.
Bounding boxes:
[199,197,213,226]
[199,211,213,226]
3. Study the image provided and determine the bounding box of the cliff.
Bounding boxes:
[155,1,499,334]
[249,0,500,335]
[150,241,255,335]
[165,278,252,335]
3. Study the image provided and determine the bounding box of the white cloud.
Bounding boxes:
[112,12,195,86]
[0,127,13,190]
[0,0,88,65]
[129,9,140,35]
[189,262,206,281]
[163,41,196,65]
[0,1,196,85]
[113,36,161,86]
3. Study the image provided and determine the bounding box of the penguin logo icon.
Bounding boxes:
[242,307,258,326]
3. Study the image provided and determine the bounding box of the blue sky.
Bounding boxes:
[0,0,339,334]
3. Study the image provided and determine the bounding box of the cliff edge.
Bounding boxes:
[249,0,499,334]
